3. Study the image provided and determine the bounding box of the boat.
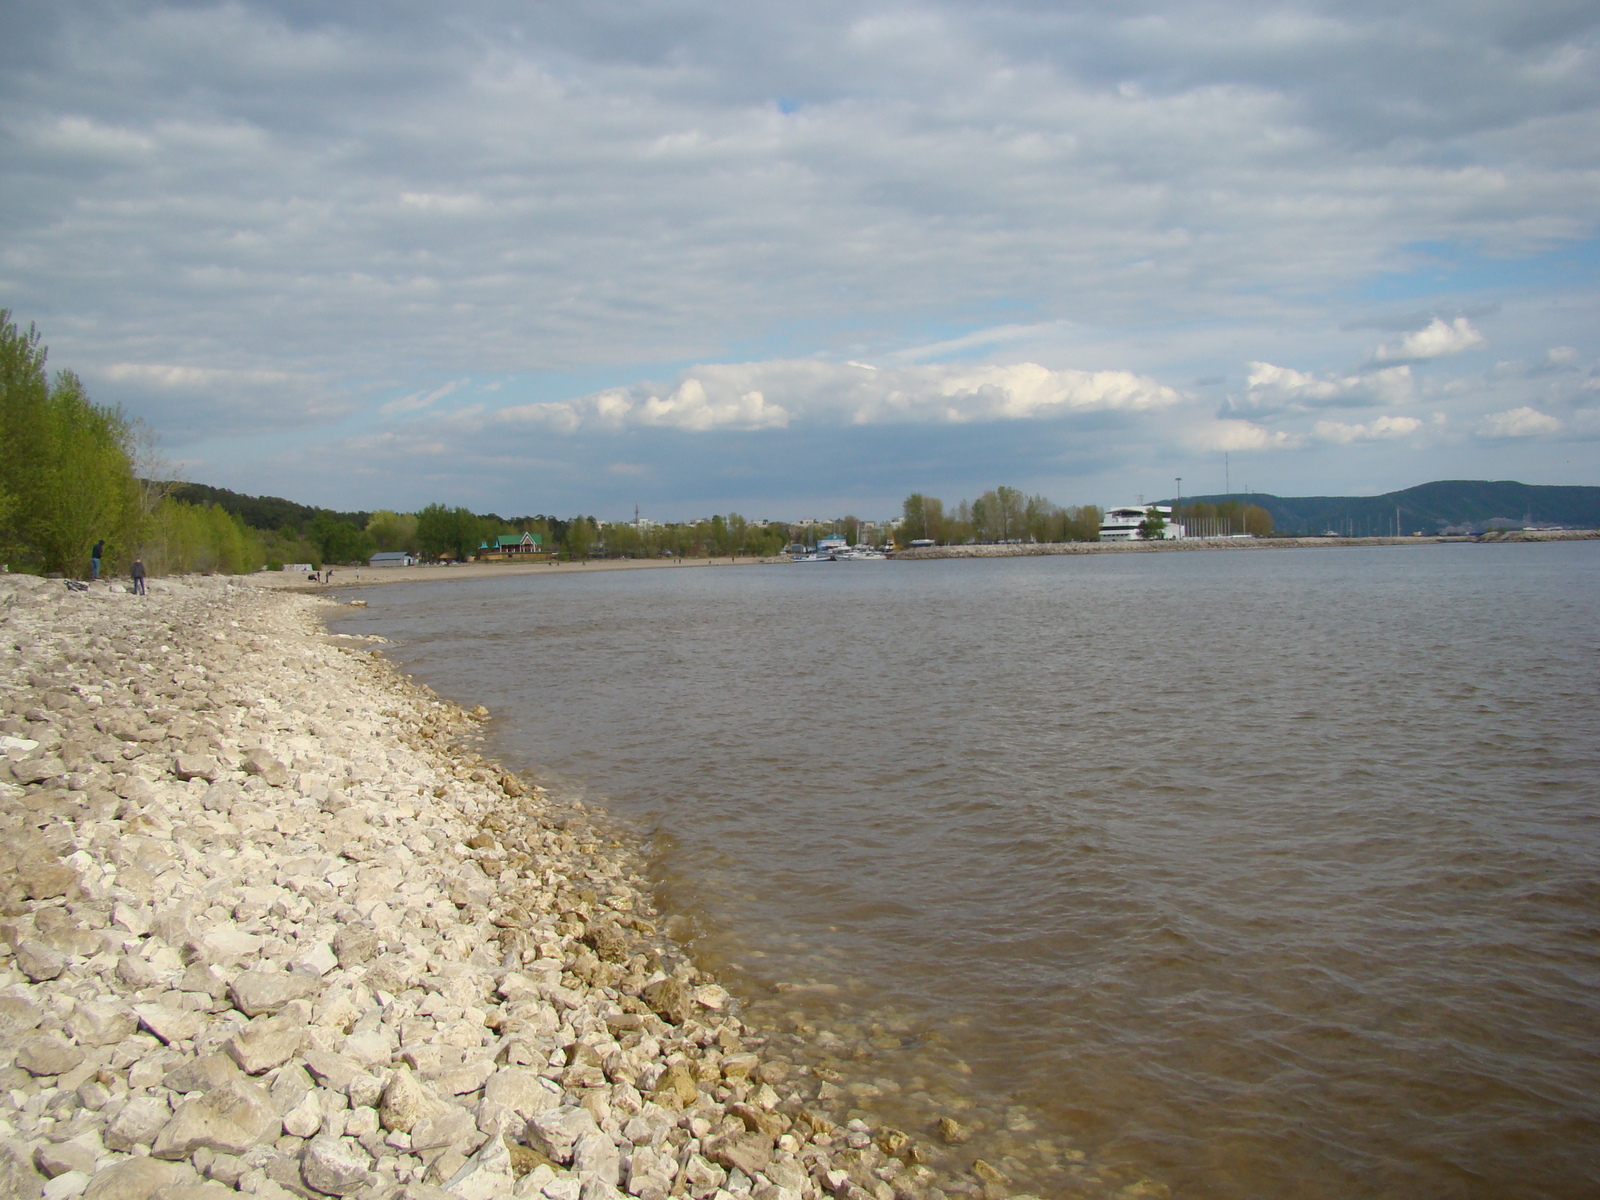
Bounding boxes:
[831,546,888,561]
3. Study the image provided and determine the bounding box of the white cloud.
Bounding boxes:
[490,360,1180,434]
[398,192,485,215]
[1234,362,1414,414]
[1374,317,1485,362]
[4,1,1599,508]
[381,379,468,415]
[102,362,294,389]
[1313,415,1423,443]
[637,380,791,431]
[1477,406,1562,438]
[1194,419,1302,452]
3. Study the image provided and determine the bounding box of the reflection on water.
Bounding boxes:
[335,544,1600,1198]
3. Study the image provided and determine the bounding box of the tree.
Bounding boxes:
[366,510,418,553]
[1137,507,1167,539]
[992,486,1024,541]
[607,522,641,558]
[310,513,375,563]
[143,499,264,575]
[1062,505,1102,541]
[898,493,945,545]
[0,313,143,574]
[708,514,731,557]
[417,503,485,561]
[899,494,927,544]
[563,517,593,561]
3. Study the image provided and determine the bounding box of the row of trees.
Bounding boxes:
[1174,500,1274,537]
[899,488,1104,546]
[401,507,790,562]
[0,313,143,574]
[0,311,272,577]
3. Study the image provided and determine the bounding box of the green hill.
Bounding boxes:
[1168,480,1600,536]
[168,482,369,533]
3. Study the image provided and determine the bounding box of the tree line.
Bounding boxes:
[899,487,1104,545]
[898,489,1275,544]
[1173,500,1273,538]
[0,311,269,578]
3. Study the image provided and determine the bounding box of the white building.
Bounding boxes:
[1100,505,1185,541]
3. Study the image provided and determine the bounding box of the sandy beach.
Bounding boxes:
[0,574,1023,1200]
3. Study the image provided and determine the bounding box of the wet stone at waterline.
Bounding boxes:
[0,571,1106,1200]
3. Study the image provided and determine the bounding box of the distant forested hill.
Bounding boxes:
[1169,480,1600,536]
[168,482,368,532]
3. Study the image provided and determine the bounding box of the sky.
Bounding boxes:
[1,0,1597,521]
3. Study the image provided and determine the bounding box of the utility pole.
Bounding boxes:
[1225,453,1230,496]
[1174,477,1182,540]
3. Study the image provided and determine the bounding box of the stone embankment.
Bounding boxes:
[894,536,1429,559]
[894,530,1598,559]
[0,575,968,1200]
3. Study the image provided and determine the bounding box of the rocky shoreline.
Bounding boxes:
[0,576,995,1200]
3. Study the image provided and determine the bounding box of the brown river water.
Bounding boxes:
[334,542,1600,1199]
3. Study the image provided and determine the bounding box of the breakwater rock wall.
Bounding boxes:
[0,575,966,1200]
[892,537,1425,559]
[892,530,1598,559]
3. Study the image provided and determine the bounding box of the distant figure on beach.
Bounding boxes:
[130,558,146,595]
[326,570,334,584]
[90,539,104,580]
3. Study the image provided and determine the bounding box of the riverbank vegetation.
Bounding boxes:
[1174,499,1274,538]
[899,488,1104,546]
[0,311,268,577]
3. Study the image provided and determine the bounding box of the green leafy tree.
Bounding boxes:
[417,503,486,560]
[366,510,419,553]
[607,522,642,558]
[310,513,375,563]
[898,493,945,545]
[1137,507,1167,539]
[1242,503,1273,537]
[708,514,731,557]
[0,314,142,574]
[1062,505,1102,541]
[143,499,264,575]
[563,516,593,561]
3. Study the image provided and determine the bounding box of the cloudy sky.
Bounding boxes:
[2,0,1597,519]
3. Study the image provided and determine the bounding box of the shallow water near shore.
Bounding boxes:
[334,542,1600,1198]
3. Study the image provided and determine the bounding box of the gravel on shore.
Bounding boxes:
[0,575,992,1200]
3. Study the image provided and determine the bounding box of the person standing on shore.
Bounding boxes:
[130,557,146,595]
[90,539,104,580]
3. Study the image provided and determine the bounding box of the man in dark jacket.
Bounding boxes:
[90,539,104,579]
[130,558,146,595]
